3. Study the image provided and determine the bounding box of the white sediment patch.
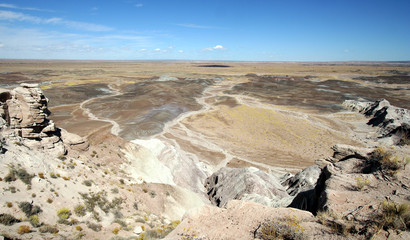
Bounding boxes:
[123,140,176,185]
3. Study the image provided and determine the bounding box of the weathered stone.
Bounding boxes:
[205,167,288,207]
[0,83,65,155]
[343,99,410,144]
[282,165,321,196]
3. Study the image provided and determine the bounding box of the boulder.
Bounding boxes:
[205,167,288,207]
[281,165,321,196]
[60,128,89,151]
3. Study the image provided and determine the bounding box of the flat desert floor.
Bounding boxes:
[1,60,409,172]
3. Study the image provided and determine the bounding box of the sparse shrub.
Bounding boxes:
[83,180,92,187]
[133,202,139,211]
[18,201,42,217]
[16,168,34,185]
[62,176,70,181]
[39,224,59,234]
[29,215,41,227]
[377,200,409,231]
[371,147,406,176]
[150,191,157,198]
[32,193,36,198]
[112,227,120,235]
[0,213,20,226]
[38,172,45,179]
[4,170,16,182]
[58,154,67,161]
[355,176,370,191]
[76,225,83,231]
[80,191,123,214]
[6,202,13,208]
[74,204,87,217]
[9,186,16,193]
[50,172,57,178]
[86,222,102,232]
[18,225,31,234]
[70,218,79,225]
[111,187,119,194]
[142,188,148,193]
[56,173,61,177]
[119,179,125,185]
[47,198,53,204]
[57,208,72,220]
[255,216,308,240]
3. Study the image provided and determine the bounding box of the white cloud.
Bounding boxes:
[91,7,98,11]
[0,3,54,12]
[178,50,183,53]
[135,3,143,8]
[175,23,218,29]
[203,45,226,51]
[0,43,4,48]
[0,10,113,31]
[167,46,174,49]
[154,48,161,51]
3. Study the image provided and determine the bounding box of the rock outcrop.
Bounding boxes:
[205,167,289,207]
[343,99,410,144]
[281,165,321,196]
[0,83,87,155]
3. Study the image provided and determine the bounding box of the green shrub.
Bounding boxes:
[112,227,120,235]
[29,215,41,227]
[0,213,20,226]
[74,204,87,217]
[111,188,119,194]
[18,201,42,217]
[18,225,31,234]
[378,200,409,231]
[39,224,59,234]
[49,172,57,178]
[371,147,406,176]
[6,202,13,208]
[355,176,370,191]
[57,208,72,220]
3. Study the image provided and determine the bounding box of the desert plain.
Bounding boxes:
[0,60,409,239]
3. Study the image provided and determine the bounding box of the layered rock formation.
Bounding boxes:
[343,99,409,145]
[205,167,290,207]
[0,83,87,155]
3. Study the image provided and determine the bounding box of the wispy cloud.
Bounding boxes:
[0,3,54,12]
[203,45,226,51]
[0,10,113,31]
[135,3,143,8]
[175,23,219,29]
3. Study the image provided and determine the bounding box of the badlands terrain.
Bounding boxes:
[0,60,409,239]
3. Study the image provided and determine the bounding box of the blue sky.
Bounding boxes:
[0,0,409,61]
